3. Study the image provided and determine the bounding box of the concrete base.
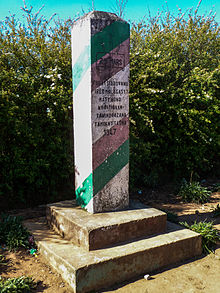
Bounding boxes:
[46,200,167,250]
[24,217,202,293]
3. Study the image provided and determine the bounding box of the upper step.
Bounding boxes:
[46,200,167,250]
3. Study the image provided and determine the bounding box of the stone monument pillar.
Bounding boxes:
[72,11,130,213]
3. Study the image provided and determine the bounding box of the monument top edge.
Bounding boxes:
[72,11,127,24]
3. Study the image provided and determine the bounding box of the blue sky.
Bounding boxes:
[0,0,219,23]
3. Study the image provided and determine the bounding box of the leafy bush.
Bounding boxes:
[178,180,211,203]
[129,5,220,187]
[0,214,31,251]
[180,220,220,253]
[0,276,36,293]
[0,4,74,208]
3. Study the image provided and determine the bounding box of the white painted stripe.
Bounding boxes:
[84,197,94,214]
[71,17,91,69]
[73,68,92,190]
[91,64,130,144]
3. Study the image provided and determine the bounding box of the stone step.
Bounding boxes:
[46,200,167,250]
[24,218,202,293]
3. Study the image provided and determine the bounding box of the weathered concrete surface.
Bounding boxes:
[72,11,130,213]
[46,200,167,250]
[24,218,202,293]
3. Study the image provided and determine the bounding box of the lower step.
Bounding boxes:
[24,218,202,293]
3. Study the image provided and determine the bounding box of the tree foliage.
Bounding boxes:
[0,6,74,208]
[129,7,220,186]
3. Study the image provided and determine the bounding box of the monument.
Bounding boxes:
[26,11,202,293]
[72,11,130,213]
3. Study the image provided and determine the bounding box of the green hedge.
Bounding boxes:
[0,5,219,207]
[0,9,74,208]
[129,9,220,187]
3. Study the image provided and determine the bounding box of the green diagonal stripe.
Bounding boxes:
[93,139,129,195]
[91,21,129,64]
[75,139,129,208]
[72,21,129,91]
[75,173,93,208]
[72,44,90,91]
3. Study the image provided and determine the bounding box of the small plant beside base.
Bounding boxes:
[0,215,37,292]
[0,214,33,251]
[178,181,211,203]
[0,276,36,293]
[180,221,220,254]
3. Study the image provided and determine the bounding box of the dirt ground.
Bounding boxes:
[0,185,219,293]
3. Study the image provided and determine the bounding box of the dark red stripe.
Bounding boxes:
[92,117,129,170]
[91,38,130,92]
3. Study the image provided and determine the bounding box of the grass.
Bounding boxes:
[178,181,211,203]
[180,220,220,254]
[0,276,36,293]
[0,215,37,292]
[0,214,31,251]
